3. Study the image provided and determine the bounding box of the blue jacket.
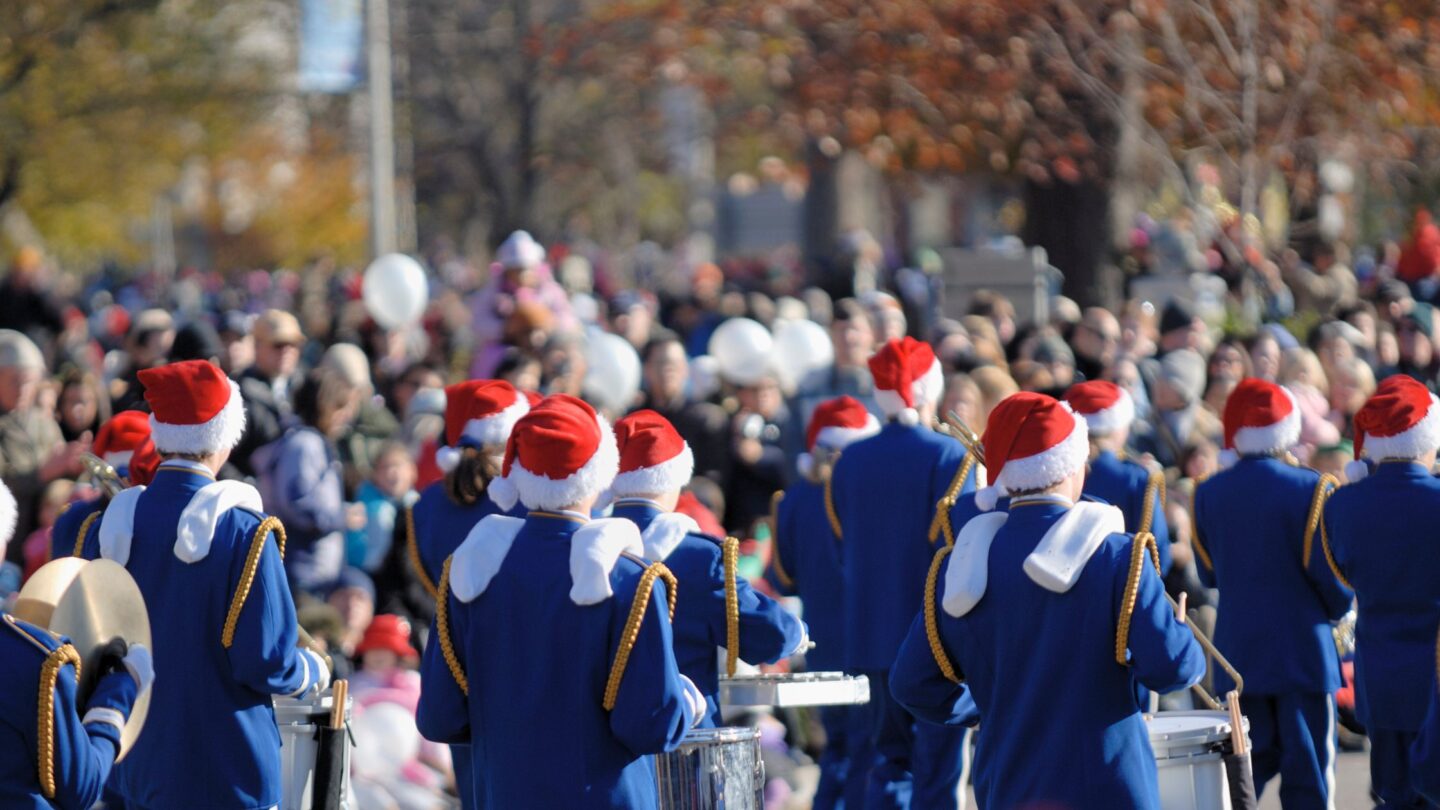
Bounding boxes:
[1193,456,1352,694]
[411,480,517,599]
[1412,640,1440,803]
[417,511,693,808]
[612,499,803,726]
[1085,450,1172,575]
[1323,461,1440,731]
[831,422,973,671]
[50,497,104,562]
[891,499,1205,810]
[769,479,846,672]
[107,461,322,809]
[0,616,139,810]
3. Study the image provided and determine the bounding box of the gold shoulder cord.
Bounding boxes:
[768,491,793,589]
[924,545,962,683]
[722,536,741,677]
[221,517,287,649]
[72,510,102,559]
[37,644,83,799]
[1318,510,1353,590]
[824,476,842,539]
[1138,470,1166,535]
[602,561,677,710]
[404,505,439,601]
[928,454,978,547]
[436,556,468,695]
[1115,531,1160,666]
[1301,474,1340,569]
[1190,476,1214,571]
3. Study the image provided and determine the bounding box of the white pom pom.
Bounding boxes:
[488,476,519,511]
[975,484,1003,513]
[1343,459,1369,483]
[797,453,814,479]
[0,480,16,549]
[436,446,462,474]
[898,408,920,426]
[1217,449,1239,470]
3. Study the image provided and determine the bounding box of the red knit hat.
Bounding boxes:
[610,410,694,498]
[1347,375,1440,481]
[800,396,880,477]
[139,360,245,455]
[869,337,943,425]
[976,392,1089,511]
[437,380,529,472]
[523,390,544,407]
[487,394,618,511]
[1221,378,1299,461]
[1063,381,1135,436]
[355,614,418,660]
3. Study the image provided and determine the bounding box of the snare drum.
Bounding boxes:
[275,691,353,810]
[719,671,870,708]
[654,726,765,810]
[1147,710,1249,810]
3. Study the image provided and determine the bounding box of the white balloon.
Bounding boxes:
[583,331,642,413]
[363,254,429,329]
[772,319,834,391]
[350,702,421,778]
[707,318,774,386]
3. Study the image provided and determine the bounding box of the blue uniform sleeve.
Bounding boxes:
[416,600,471,745]
[608,575,692,755]
[1192,486,1217,589]
[890,612,979,728]
[1413,671,1440,802]
[708,548,803,665]
[1116,536,1206,695]
[1306,499,1353,622]
[225,524,315,696]
[1147,487,1173,577]
[48,662,131,810]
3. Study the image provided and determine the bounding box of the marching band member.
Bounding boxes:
[1064,380,1172,576]
[768,395,879,809]
[417,394,702,808]
[101,360,330,808]
[1322,375,1440,808]
[891,392,1204,809]
[1193,378,1352,809]
[401,379,528,808]
[609,409,805,727]
[829,337,977,809]
[1412,629,1440,803]
[51,409,159,561]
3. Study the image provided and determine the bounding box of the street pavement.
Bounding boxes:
[1258,748,1372,809]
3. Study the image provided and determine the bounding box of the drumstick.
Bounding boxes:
[330,680,347,729]
[1175,592,1187,624]
[1226,690,1246,754]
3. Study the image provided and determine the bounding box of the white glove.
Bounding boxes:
[678,674,706,728]
[122,643,155,694]
[789,621,812,657]
[302,648,332,696]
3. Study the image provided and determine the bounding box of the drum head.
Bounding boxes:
[1146,710,1233,745]
[50,559,152,759]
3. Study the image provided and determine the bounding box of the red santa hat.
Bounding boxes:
[975,392,1089,511]
[799,396,880,477]
[1220,378,1300,466]
[139,360,246,455]
[610,410,694,498]
[1063,381,1135,436]
[0,479,15,551]
[869,337,943,426]
[1346,375,1440,481]
[436,380,530,473]
[487,394,619,511]
[94,410,152,472]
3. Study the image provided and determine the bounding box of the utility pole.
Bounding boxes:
[367,0,398,257]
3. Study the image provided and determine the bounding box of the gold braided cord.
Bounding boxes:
[73,510,101,559]
[436,556,469,695]
[928,454,978,547]
[768,491,793,589]
[602,563,666,710]
[1191,519,1214,571]
[1138,471,1165,535]
[723,536,741,677]
[824,476,842,539]
[404,505,438,601]
[37,644,82,799]
[222,517,287,649]
[1301,474,1339,569]
[924,546,962,684]
[652,562,678,621]
[1115,532,1158,666]
[1318,519,1353,591]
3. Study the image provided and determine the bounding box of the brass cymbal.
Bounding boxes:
[12,557,87,629]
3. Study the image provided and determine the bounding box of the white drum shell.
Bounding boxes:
[275,693,353,810]
[1147,710,1249,810]
[654,726,764,810]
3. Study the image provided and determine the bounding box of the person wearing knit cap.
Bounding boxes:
[100,360,329,808]
[829,336,978,809]
[609,409,805,727]
[891,392,1203,810]
[1193,377,1352,809]
[1320,375,1440,807]
[50,410,161,564]
[768,396,880,810]
[418,394,702,808]
[1064,381,1173,579]
[1133,347,1218,469]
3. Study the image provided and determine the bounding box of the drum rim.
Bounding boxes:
[1146,710,1239,745]
[680,726,762,744]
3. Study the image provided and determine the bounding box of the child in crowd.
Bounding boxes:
[346,441,419,573]
[22,479,74,580]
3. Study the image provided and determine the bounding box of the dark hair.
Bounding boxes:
[642,330,684,364]
[445,446,503,507]
[294,367,357,433]
[832,299,867,324]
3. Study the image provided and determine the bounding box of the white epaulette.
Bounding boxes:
[639,512,700,563]
[98,487,146,566]
[1022,501,1125,593]
[569,518,644,606]
[450,515,526,603]
[99,481,266,566]
[942,512,1008,617]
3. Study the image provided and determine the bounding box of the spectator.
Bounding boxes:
[347,441,418,574]
[323,342,400,490]
[1397,209,1440,290]
[171,319,224,365]
[54,368,108,443]
[0,330,80,550]
[1072,307,1121,381]
[1156,299,1207,356]
[468,230,578,377]
[1326,356,1376,437]
[635,332,730,482]
[940,373,982,432]
[110,309,176,412]
[791,299,879,431]
[217,311,255,375]
[20,478,73,580]
[0,248,64,347]
[1135,348,1216,468]
[968,289,1017,348]
[233,309,306,475]
[326,566,377,661]
[969,366,1019,433]
[726,374,792,535]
